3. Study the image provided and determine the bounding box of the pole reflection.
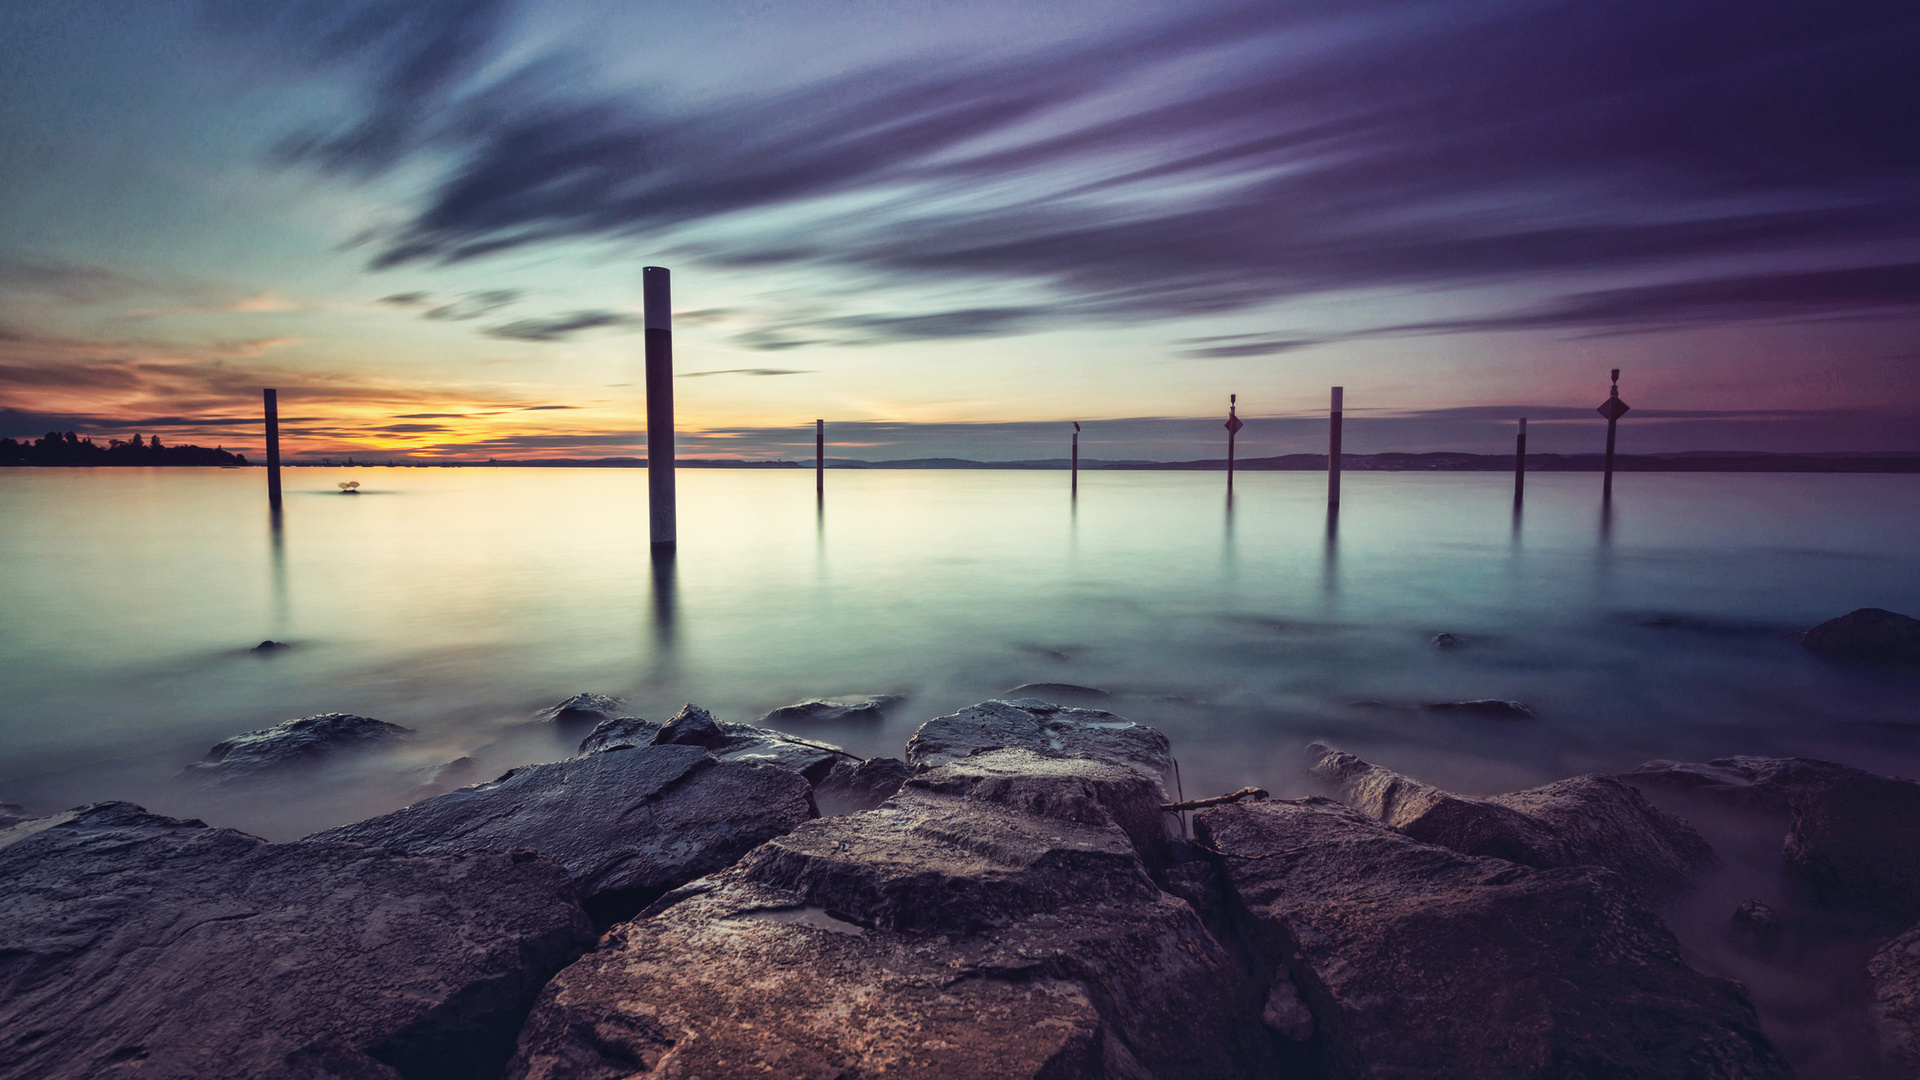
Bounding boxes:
[1321,502,1340,604]
[648,544,679,672]
[268,504,289,634]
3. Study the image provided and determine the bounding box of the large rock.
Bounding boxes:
[532,693,632,730]
[646,703,857,784]
[812,756,910,815]
[1619,754,1878,814]
[1196,797,1791,1079]
[312,743,814,925]
[1871,922,1920,1077]
[905,698,1173,784]
[756,695,900,725]
[1312,744,1716,899]
[508,750,1274,1080]
[0,802,591,1080]
[184,713,412,781]
[1802,607,1920,662]
[573,716,659,754]
[0,801,32,828]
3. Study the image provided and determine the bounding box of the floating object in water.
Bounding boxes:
[338,481,361,495]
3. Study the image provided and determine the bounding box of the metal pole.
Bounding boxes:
[1513,417,1527,506]
[1225,395,1241,496]
[1328,386,1344,505]
[643,267,676,547]
[263,388,282,509]
[1597,369,1629,501]
[816,419,824,499]
[1071,422,1079,496]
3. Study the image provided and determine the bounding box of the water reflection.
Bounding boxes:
[268,505,289,634]
[648,544,678,659]
[1321,502,1340,604]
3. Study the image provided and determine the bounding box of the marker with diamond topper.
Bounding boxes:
[1597,369,1630,501]
[1224,395,1244,495]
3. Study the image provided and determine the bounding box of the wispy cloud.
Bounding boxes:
[677,368,812,378]
[483,309,640,341]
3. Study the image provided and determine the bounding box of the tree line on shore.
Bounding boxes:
[0,431,249,467]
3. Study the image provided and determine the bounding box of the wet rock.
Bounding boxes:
[1429,632,1464,649]
[1730,899,1784,952]
[531,693,630,730]
[1618,754,1872,814]
[757,695,901,725]
[1421,698,1534,719]
[184,713,413,782]
[1004,681,1115,704]
[1261,974,1314,1041]
[0,801,32,828]
[1784,770,1920,923]
[1309,744,1717,900]
[250,639,289,653]
[508,750,1276,1080]
[573,716,660,754]
[651,703,856,784]
[312,743,814,926]
[1196,797,1791,1079]
[1870,922,1920,1077]
[0,801,591,1080]
[812,756,910,815]
[906,698,1173,784]
[1802,607,1920,662]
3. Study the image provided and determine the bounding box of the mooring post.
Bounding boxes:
[1596,369,1630,501]
[1071,422,1080,496]
[1224,395,1243,495]
[644,267,676,547]
[263,388,282,509]
[1513,417,1527,506]
[815,419,825,499]
[1328,386,1344,505]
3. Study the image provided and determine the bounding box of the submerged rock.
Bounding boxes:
[0,802,591,1080]
[573,716,660,754]
[811,756,910,815]
[508,749,1275,1080]
[647,703,857,784]
[1309,744,1716,900]
[1197,797,1791,1079]
[1421,698,1534,719]
[184,713,412,782]
[1429,632,1465,649]
[531,693,630,730]
[1003,682,1115,704]
[1802,607,1920,662]
[312,743,814,926]
[0,801,32,828]
[756,695,900,725]
[1730,899,1784,953]
[249,639,288,653]
[1618,754,1873,814]
[1871,922,1920,1077]
[906,698,1173,783]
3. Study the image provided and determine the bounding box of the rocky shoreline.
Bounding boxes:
[4,694,1919,1079]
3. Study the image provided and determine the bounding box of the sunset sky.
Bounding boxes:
[2,0,1916,461]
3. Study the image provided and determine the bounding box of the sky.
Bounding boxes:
[1,0,1916,461]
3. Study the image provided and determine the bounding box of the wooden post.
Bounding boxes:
[1596,369,1630,501]
[1224,395,1243,495]
[1071,422,1080,496]
[644,267,676,547]
[1513,417,1527,506]
[263,388,282,509]
[815,419,825,499]
[1328,386,1344,505]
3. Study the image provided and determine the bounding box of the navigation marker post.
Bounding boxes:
[1514,417,1527,507]
[1224,395,1244,496]
[816,419,825,500]
[1596,369,1630,501]
[644,266,676,547]
[1071,422,1080,497]
[263,388,282,510]
[1328,386,1344,506]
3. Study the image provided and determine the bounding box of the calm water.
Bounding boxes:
[2,466,1918,839]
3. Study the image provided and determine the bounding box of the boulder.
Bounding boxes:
[0,801,32,828]
[1784,770,1920,923]
[531,693,630,730]
[1730,899,1783,953]
[573,716,660,754]
[1429,632,1464,649]
[250,639,289,653]
[1618,754,1873,814]
[0,802,591,1080]
[649,703,857,784]
[1196,797,1791,1079]
[184,713,412,782]
[1802,607,1920,662]
[311,743,814,925]
[1309,744,1717,900]
[1870,922,1920,1077]
[508,750,1275,1080]
[1421,698,1534,719]
[756,695,900,725]
[905,698,1173,784]
[1003,682,1116,704]
[812,756,910,815]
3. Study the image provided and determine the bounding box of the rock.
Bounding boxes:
[1618,754,1873,814]
[0,801,591,1080]
[1004,682,1115,704]
[812,756,910,815]
[1309,744,1716,900]
[1730,899,1783,952]
[531,693,630,730]
[1870,922,1920,1077]
[0,801,32,828]
[1196,797,1792,1079]
[250,639,289,653]
[1784,770,1920,923]
[1802,607,1920,662]
[757,695,900,725]
[1261,974,1314,1041]
[905,698,1173,784]
[1429,632,1464,649]
[649,703,856,785]
[311,743,814,926]
[508,749,1276,1080]
[1421,698,1534,719]
[184,714,413,782]
[573,716,660,754]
